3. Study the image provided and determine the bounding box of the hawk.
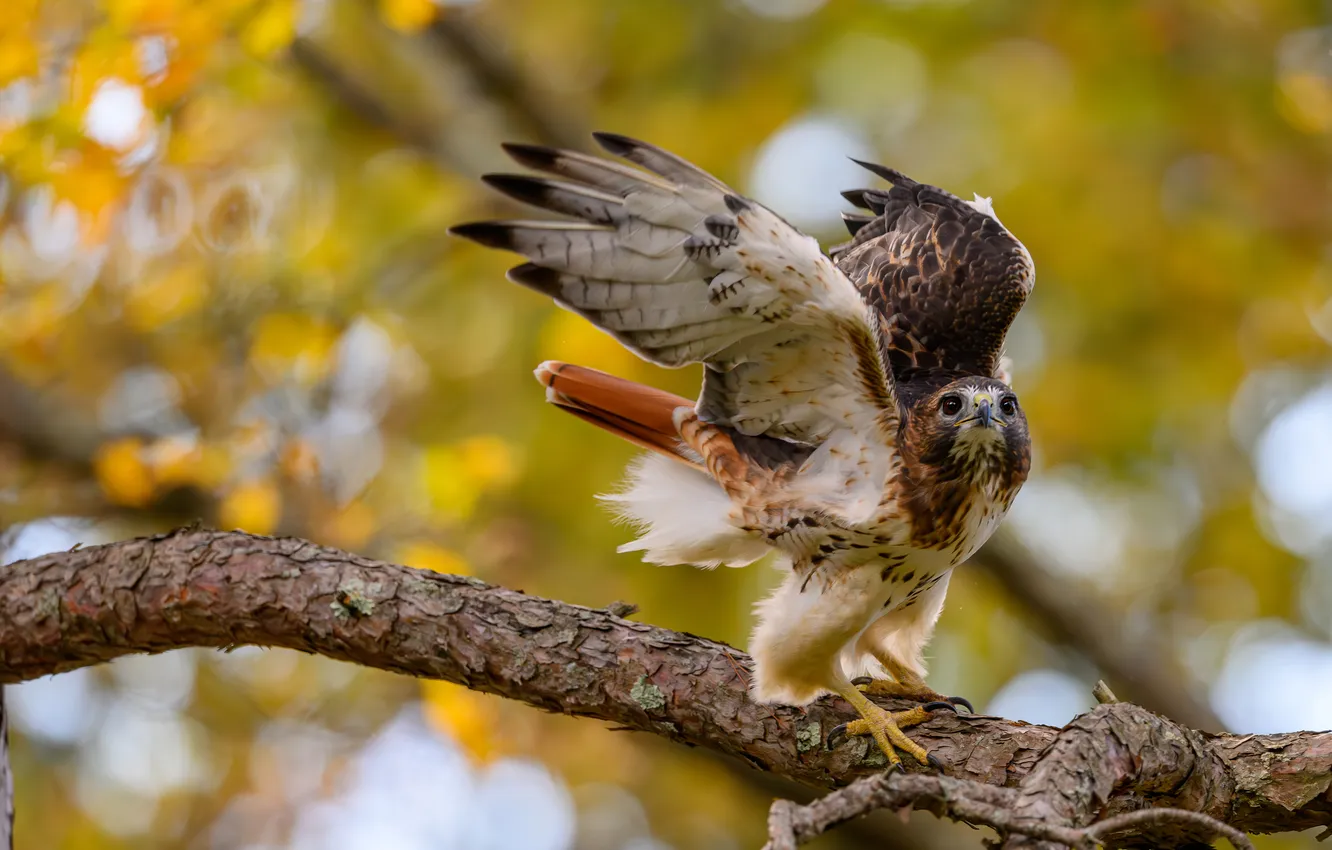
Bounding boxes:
[451,133,1033,767]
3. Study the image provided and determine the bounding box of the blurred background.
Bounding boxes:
[2,0,1331,847]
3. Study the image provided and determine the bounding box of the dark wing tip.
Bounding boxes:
[850,158,917,186]
[841,189,871,209]
[723,194,750,214]
[501,142,563,171]
[448,221,516,250]
[506,262,562,295]
[590,131,643,157]
[841,211,874,236]
[841,188,889,213]
[480,173,549,207]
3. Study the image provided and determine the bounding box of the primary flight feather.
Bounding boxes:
[451,132,1034,766]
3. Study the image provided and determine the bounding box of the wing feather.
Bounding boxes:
[453,134,903,524]
[832,162,1035,390]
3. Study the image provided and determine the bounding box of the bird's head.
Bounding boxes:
[905,376,1031,482]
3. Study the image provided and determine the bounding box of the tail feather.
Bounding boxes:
[535,360,766,568]
[534,361,699,466]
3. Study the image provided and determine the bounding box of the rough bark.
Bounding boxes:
[1,529,1329,846]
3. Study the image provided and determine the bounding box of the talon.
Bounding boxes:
[921,701,958,714]
[827,723,850,750]
[927,753,945,770]
[851,676,874,687]
[948,696,974,713]
[886,761,906,775]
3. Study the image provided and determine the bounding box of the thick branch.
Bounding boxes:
[1,530,1328,841]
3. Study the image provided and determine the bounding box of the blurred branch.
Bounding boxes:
[422,14,584,150]
[2,531,1328,848]
[0,370,103,466]
[978,531,1224,732]
[289,39,443,159]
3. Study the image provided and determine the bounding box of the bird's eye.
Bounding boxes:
[940,395,963,416]
[1000,396,1017,416]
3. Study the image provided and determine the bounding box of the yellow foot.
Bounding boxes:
[852,676,975,713]
[830,686,953,768]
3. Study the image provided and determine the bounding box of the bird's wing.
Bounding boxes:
[452,133,900,458]
[830,162,1034,387]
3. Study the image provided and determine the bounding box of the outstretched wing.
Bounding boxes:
[831,161,1034,390]
[451,133,901,523]
[453,133,899,446]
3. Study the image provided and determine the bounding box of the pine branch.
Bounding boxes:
[1,529,1328,848]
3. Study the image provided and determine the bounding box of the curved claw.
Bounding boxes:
[948,696,975,713]
[921,701,959,714]
[851,676,874,687]
[886,761,906,775]
[926,753,945,771]
[826,723,850,750]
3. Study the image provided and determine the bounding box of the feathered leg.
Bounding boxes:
[850,571,974,711]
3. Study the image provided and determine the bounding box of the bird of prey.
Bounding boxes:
[451,132,1034,767]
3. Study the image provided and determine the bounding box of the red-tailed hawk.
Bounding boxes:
[451,133,1033,767]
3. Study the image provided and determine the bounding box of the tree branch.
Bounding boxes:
[1,530,1328,847]
[423,14,585,150]
[764,775,1257,850]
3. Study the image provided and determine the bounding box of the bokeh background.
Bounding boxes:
[2,0,1332,847]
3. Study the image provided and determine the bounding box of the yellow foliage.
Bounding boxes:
[457,434,519,491]
[1277,72,1332,134]
[395,540,469,575]
[68,38,142,111]
[379,0,438,33]
[93,437,155,507]
[0,284,71,349]
[421,680,497,762]
[538,307,646,381]
[315,499,377,550]
[50,163,128,238]
[125,263,210,331]
[0,0,39,82]
[421,444,479,521]
[218,478,282,534]
[240,0,297,58]
[249,312,339,383]
[420,435,519,522]
[145,435,230,491]
[0,32,38,87]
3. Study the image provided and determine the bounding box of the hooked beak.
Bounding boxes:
[977,397,993,428]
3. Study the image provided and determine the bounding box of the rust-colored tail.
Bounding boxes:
[535,361,700,467]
